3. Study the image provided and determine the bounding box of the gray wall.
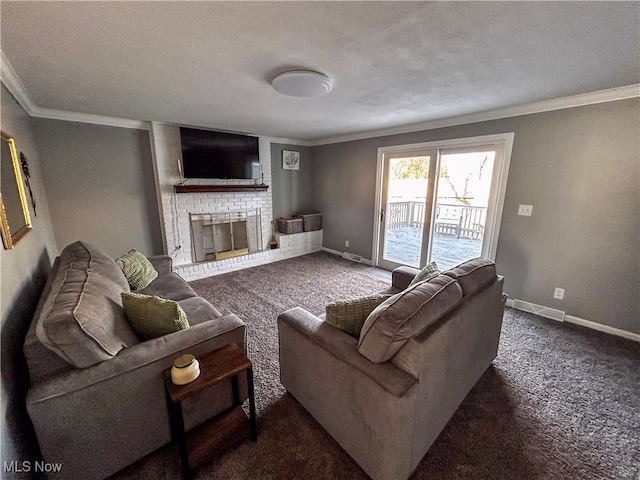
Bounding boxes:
[270,143,314,219]
[1,86,58,466]
[312,99,640,334]
[31,119,163,258]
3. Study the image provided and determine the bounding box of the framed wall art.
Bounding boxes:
[282,150,300,170]
[1,131,32,249]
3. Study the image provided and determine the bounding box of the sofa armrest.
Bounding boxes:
[148,255,173,274]
[278,307,416,396]
[392,266,420,291]
[27,314,246,478]
[28,314,245,402]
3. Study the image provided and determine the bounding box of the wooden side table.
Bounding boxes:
[163,343,257,480]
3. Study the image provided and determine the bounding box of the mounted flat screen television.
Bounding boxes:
[180,127,260,180]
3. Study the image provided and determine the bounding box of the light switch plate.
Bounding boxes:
[518,204,533,216]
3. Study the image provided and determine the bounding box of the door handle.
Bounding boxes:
[380,209,384,223]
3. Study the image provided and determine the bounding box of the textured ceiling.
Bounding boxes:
[1,1,639,141]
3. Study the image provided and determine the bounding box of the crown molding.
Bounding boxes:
[1,50,38,115]
[263,136,313,147]
[1,49,149,130]
[3,46,637,141]
[310,83,640,146]
[151,121,312,146]
[32,107,150,130]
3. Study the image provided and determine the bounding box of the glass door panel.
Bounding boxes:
[378,152,435,270]
[430,149,496,270]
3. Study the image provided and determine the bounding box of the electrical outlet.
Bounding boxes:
[518,204,534,216]
[554,287,565,300]
[345,240,350,248]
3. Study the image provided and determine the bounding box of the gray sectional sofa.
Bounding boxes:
[23,241,246,479]
[278,258,506,480]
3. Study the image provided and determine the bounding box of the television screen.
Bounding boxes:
[180,128,260,180]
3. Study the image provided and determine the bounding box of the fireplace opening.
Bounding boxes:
[190,209,262,263]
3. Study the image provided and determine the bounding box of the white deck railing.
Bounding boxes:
[387,201,486,240]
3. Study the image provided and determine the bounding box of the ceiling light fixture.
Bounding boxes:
[272,70,333,98]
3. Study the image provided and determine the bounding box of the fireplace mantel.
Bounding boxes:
[174,184,269,193]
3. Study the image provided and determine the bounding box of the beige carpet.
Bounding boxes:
[111,252,640,480]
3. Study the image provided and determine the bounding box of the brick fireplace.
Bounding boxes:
[150,123,322,281]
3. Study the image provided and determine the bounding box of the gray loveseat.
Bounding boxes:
[23,241,246,479]
[278,258,506,480]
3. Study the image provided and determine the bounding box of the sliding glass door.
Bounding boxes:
[374,134,512,271]
[377,149,436,270]
[430,146,496,269]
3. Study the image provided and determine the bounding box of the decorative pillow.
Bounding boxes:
[407,261,439,288]
[358,275,463,363]
[325,294,393,338]
[116,249,158,290]
[121,292,189,340]
[443,257,496,297]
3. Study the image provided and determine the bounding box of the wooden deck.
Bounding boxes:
[384,227,483,270]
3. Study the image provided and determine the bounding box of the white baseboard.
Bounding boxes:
[506,298,639,342]
[564,315,640,343]
[321,247,373,266]
[508,298,565,321]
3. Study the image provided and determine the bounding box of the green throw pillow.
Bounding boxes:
[116,249,158,290]
[325,294,393,338]
[408,261,439,288]
[121,292,189,340]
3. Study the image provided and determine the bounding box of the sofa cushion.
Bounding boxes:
[116,249,159,290]
[407,261,439,288]
[36,268,139,368]
[178,297,224,325]
[325,294,393,338]
[59,240,130,292]
[122,292,190,340]
[138,272,199,301]
[443,257,496,297]
[358,275,463,363]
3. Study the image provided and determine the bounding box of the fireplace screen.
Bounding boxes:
[190,209,262,263]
